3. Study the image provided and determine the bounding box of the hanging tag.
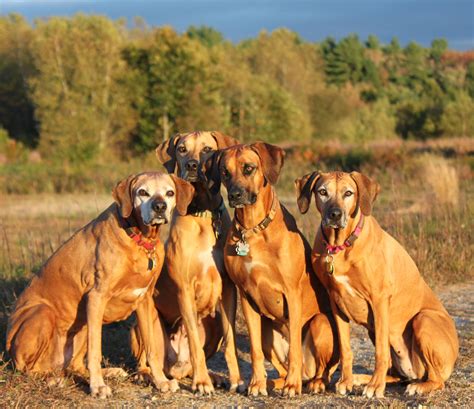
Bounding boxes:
[148,257,156,271]
[212,219,222,240]
[236,240,250,256]
[325,254,334,275]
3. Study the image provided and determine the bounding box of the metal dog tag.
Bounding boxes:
[148,257,156,271]
[236,240,250,256]
[325,254,334,275]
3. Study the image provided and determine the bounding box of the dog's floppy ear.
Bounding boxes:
[155,133,182,174]
[113,174,137,218]
[295,171,321,214]
[211,131,238,149]
[250,142,285,185]
[204,150,223,195]
[350,171,380,216]
[170,174,195,216]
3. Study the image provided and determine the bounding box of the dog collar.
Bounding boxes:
[125,227,159,270]
[321,214,364,255]
[187,199,226,239]
[233,188,278,256]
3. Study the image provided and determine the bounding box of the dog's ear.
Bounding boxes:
[170,174,195,216]
[295,171,321,214]
[155,133,182,174]
[113,174,137,218]
[211,131,238,149]
[250,142,285,185]
[204,150,223,195]
[350,171,380,216]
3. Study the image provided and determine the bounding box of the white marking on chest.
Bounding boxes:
[244,260,267,274]
[333,274,356,296]
[132,287,148,297]
[197,250,215,273]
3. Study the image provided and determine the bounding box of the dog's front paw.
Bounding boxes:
[306,377,326,394]
[405,380,443,396]
[155,378,180,393]
[133,369,153,385]
[90,383,112,399]
[248,377,268,397]
[363,373,386,398]
[192,372,215,395]
[336,375,353,395]
[282,372,302,397]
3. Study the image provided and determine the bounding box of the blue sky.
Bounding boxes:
[1,0,473,50]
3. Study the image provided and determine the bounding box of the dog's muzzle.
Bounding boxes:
[181,159,200,182]
[228,186,257,208]
[147,200,168,225]
[323,207,347,228]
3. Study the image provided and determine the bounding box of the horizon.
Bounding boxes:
[1,0,473,50]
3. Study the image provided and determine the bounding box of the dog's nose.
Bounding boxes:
[152,200,167,213]
[228,188,242,202]
[328,208,343,221]
[185,160,198,171]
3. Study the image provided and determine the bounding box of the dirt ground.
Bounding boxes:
[1,282,472,408]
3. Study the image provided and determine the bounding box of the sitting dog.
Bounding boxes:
[295,170,459,397]
[6,172,194,398]
[131,131,244,394]
[214,142,339,397]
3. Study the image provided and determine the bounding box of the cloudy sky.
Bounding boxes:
[1,0,473,49]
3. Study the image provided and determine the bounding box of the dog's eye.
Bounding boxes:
[318,189,327,196]
[177,145,187,154]
[221,168,230,179]
[138,189,149,197]
[243,165,255,176]
[344,191,353,197]
[202,146,212,154]
[166,190,175,197]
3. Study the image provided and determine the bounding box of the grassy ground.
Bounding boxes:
[0,153,473,407]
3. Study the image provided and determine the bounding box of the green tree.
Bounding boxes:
[440,91,474,137]
[186,25,224,47]
[31,15,134,163]
[465,61,474,99]
[430,38,448,65]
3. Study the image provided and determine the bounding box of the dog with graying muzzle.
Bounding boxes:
[295,170,459,398]
[6,171,194,398]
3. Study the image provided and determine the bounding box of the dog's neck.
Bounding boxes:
[188,180,223,213]
[322,209,363,247]
[234,183,275,230]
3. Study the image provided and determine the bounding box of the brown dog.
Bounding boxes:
[215,142,338,397]
[6,172,194,398]
[132,131,244,394]
[295,170,459,397]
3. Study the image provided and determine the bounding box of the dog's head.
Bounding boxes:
[295,171,380,228]
[215,142,285,208]
[113,172,194,226]
[155,131,238,185]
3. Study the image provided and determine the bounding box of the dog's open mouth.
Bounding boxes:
[147,215,167,226]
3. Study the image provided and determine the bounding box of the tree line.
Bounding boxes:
[0,14,473,166]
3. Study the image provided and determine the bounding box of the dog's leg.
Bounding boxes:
[261,320,288,391]
[306,313,339,394]
[86,289,111,398]
[220,278,245,392]
[282,292,303,397]
[240,291,268,396]
[331,298,354,396]
[363,296,390,398]
[176,283,214,394]
[135,292,179,392]
[405,310,458,396]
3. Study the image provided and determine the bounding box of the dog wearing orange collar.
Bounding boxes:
[295,170,459,398]
[213,142,339,397]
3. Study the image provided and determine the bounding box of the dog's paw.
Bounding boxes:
[336,375,353,396]
[406,380,443,396]
[133,369,153,385]
[90,384,112,399]
[156,378,180,393]
[306,377,326,394]
[247,377,268,397]
[282,373,302,397]
[362,374,385,398]
[229,379,246,393]
[192,372,215,395]
[102,367,128,378]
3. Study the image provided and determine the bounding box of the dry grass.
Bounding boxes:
[0,155,473,407]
